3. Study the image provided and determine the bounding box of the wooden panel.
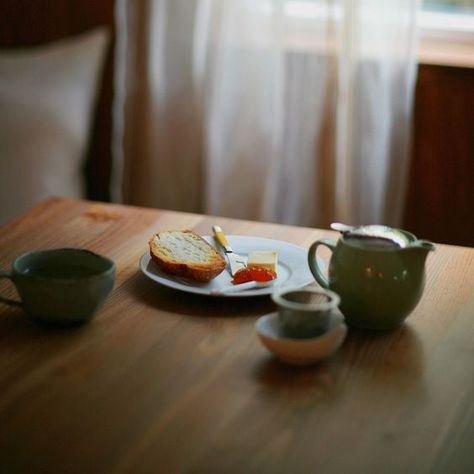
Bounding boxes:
[404,64,474,247]
[0,0,115,202]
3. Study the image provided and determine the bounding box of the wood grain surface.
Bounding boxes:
[0,198,473,474]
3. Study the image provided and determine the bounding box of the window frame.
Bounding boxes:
[283,1,474,67]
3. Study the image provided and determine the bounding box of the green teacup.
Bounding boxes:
[0,248,116,325]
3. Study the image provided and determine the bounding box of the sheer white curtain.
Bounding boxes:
[113,0,419,227]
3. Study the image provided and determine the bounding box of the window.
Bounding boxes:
[421,0,474,35]
[423,0,474,15]
[419,0,474,67]
[284,0,474,66]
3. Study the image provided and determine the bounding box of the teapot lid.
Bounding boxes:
[331,224,411,248]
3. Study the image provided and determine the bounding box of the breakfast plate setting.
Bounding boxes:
[140,228,344,365]
[140,235,316,297]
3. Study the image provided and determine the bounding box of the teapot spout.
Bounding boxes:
[411,239,435,251]
[406,239,435,261]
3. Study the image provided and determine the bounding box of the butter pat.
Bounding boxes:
[247,250,278,273]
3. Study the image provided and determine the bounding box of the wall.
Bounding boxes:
[1,2,472,245]
[403,64,474,247]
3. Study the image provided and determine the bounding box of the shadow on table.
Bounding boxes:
[128,270,276,319]
[253,324,425,399]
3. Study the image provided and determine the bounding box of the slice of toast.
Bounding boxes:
[149,230,226,282]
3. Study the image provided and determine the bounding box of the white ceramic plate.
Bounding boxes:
[139,235,315,297]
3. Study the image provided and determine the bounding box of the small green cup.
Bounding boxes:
[0,248,116,325]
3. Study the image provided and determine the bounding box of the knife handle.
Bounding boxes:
[212,225,232,252]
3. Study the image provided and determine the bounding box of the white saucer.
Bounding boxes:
[255,311,347,365]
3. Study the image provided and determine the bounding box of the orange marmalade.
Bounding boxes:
[232,266,277,285]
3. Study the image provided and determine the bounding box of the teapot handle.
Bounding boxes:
[308,239,336,289]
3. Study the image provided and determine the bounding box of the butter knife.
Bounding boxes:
[211,280,275,296]
[212,225,247,276]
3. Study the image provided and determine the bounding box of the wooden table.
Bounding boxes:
[0,198,473,474]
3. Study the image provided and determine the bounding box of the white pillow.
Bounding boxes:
[0,28,108,224]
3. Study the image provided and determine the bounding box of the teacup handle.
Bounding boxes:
[0,270,22,307]
[308,238,337,289]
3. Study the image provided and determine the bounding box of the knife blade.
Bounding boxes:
[212,225,247,276]
[211,280,275,296]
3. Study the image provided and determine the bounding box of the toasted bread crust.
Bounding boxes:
[149,230,226,282]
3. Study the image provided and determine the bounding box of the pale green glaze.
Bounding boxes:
[0,248,115,325]
[308,230,435,330]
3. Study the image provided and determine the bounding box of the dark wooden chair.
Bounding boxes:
[0,0,115,202]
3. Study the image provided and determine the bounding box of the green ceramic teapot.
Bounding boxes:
[308,225,435,330]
